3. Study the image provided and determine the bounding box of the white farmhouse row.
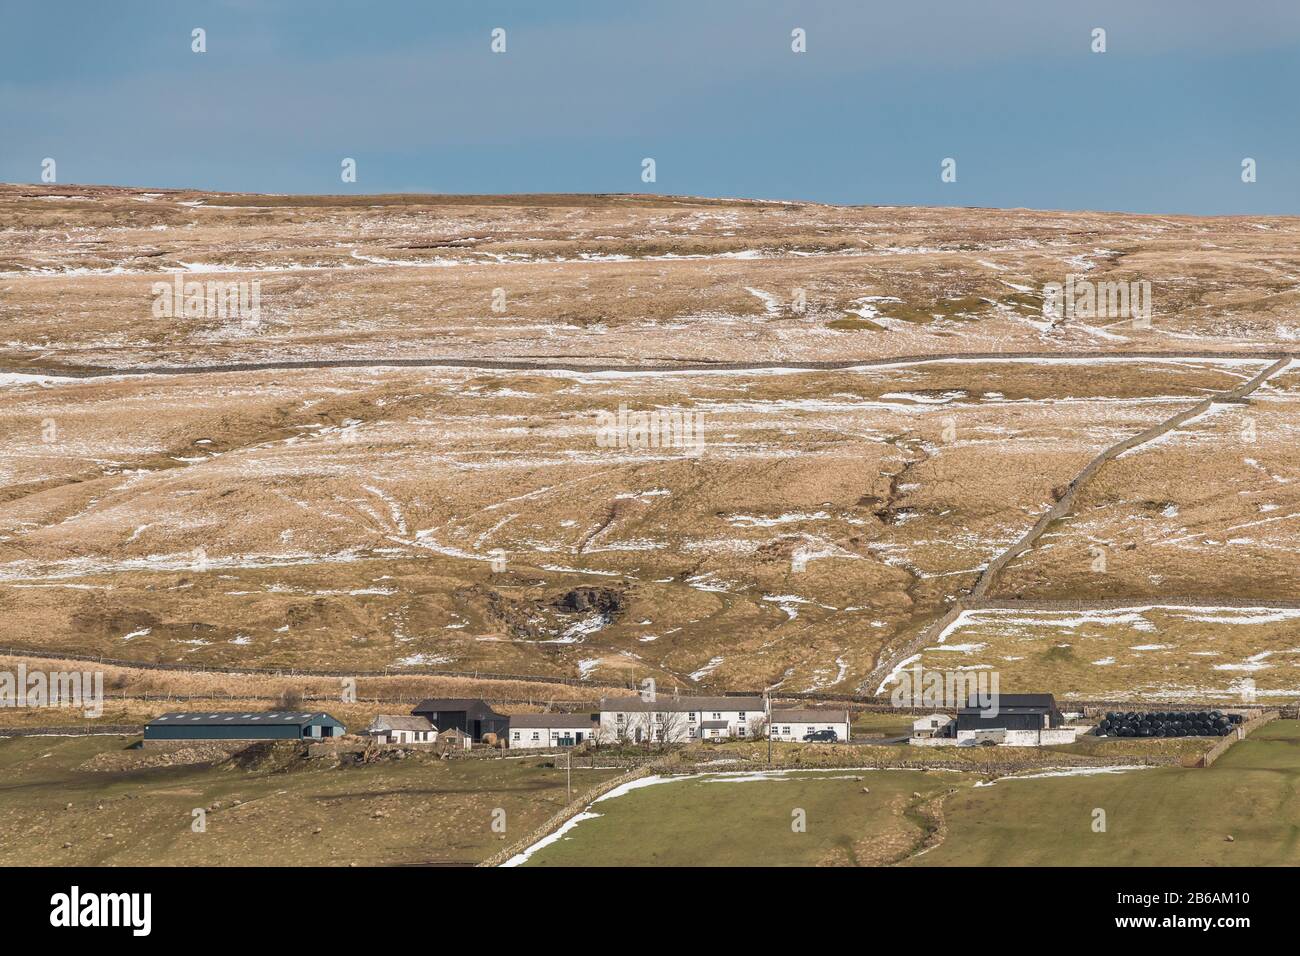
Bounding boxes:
[597,696,768,744]
[503,697,853,749]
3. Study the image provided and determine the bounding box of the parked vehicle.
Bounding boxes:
[802,729,839,742]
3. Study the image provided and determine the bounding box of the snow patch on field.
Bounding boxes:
[0,372,71,387]
[729,511,829,527]
[690,656,725,681]
[547,613,607,644]
[975,765,1154,786]
[744,287,782,315]
[393,652,454,667]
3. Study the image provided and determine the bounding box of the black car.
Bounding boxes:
[802,729,839,742]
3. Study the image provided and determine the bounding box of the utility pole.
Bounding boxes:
[565,750,572,802]
[766,692,772,765]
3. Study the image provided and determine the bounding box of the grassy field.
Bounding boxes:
[523,768,954,866]
[908,606,1300,701]
[679,733,1212,770]
[915,720,1300,866]
[851,711,916,737]
[0,735,619,866]
[520,721,1300,866]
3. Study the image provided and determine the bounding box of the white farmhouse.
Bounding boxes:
[598,695,767,743]
[768,707,850,742]
[508,713,599,749]
[366,714,436,744]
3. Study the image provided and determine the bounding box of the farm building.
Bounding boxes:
[411,699,509,743]
[508,713,599,749]
[954,693,1076,746]
[438,727,472,750]
[769,707,850,742]
[598,695,766,743]
[367,715,435,744]
[912,713,953,738]
[144,712,346,743]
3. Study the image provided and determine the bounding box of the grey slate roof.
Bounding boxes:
[770,708,850,724]
[699,720,730,730]
[599,695,765,714]
[958,693,1058,715]
[370,715,434,733]
[412,698,504,718]
[509,713,598,729]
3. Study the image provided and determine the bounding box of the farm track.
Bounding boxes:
[0,348,1291,379]
[862,353,1298,694]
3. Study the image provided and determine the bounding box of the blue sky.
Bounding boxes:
[2,0,1298,214]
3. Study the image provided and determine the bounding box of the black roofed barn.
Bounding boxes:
[954,693,1075,746]
[411,699,508,743]
[956,693,1063,732]
[144,711,346,743]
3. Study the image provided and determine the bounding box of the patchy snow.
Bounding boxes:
[393,652,454,667]
[0,372,73,387]
[975,765,1154,786]
[689,656,725,681]
[874,653,922,695]
[538,564,620,577]
[744,287,782,315]
[546,613,607,644]
[685,573,733,593]
[728,511,829,527]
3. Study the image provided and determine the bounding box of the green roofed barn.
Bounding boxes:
[144,711,346,743]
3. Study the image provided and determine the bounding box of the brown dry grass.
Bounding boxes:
[0,360,1234,692]
[3,186,1299,701]
[4,185,1299,372]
